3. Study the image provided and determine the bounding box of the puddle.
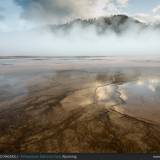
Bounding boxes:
[95,84,123,107]
[117,77,160,124]
[95,76,160,124]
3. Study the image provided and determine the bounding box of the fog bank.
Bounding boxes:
[0,17,160,56]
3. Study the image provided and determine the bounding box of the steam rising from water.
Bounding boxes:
[0,17,160,56]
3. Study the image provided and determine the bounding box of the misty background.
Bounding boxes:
[0,0,160,56]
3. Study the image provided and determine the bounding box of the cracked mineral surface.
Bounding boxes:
[0,56,160,153]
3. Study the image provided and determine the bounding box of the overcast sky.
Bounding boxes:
[0,0,160,56]
[0,0,160,32]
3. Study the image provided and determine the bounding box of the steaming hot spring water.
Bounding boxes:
[96,76,160,124]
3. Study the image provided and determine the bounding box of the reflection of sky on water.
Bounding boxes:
[0,75,29,101]
[136,78,160,92]
[0,65,58,102]
[118,77,160,123]
[96,77,160,105]
[95,76,160,123]
[120,77,160,101]
[96,84,122,106]
[96,85,114,101]
[0,59,18,65]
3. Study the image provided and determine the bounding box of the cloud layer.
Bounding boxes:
[14,0,128,24]
[0,0,159,56]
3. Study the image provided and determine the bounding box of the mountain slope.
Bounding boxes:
[48,15,147,34]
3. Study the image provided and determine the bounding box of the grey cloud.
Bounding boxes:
[14,0,125,24]
[15,0,75,24]
[0,6,4,11]
[0,7,4,20]
[15,0,92,23]
[153,5,160,14]
[15,0,72,14]
[0,15,4,20]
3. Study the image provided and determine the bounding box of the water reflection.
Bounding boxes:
[96,85,117,106]
[0,59,17,65]
[118,77,160,124]
[95,84,124,107]
[136,78,160,92]
[95,75,160,124]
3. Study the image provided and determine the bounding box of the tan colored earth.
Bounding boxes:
[0,56,160,153]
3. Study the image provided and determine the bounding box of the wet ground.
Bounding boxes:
[0,56,160,153]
